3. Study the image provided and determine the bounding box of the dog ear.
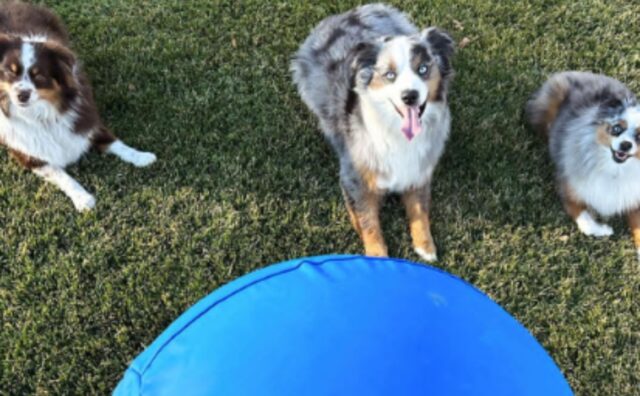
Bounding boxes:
[350,41,380,88]
[597,97,625,121]
[44,42,76,76]
[42,42,78,98]
[422,27,454,78]
[0,34,16,60]
[0,35,16,118]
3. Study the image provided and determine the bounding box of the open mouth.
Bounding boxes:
[611,149,630,164]
[390,100,427,140]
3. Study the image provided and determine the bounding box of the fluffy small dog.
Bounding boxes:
[0,2,156,211]
[527,71,640,259]
[291,4,454,261]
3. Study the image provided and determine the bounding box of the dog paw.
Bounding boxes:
[414,247,437,262]
[576,212,613,238]
[71,192,96,212]
[131,152,157,167]
[577,222,613,237]
[364,245,388,258]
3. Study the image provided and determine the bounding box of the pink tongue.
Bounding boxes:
[400,106,422,140]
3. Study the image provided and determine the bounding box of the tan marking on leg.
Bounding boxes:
[341,186,362,238]
[357,166,381,192]
[402,187,436,257]
[358,194,387,257]
[627,209,640,250]
[342,170,387,257]
[559,181,587,220]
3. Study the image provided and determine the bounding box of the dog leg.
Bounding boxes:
[92,126,156,167]
[106,140,156,167]
[9,149,46,169]
[341,186,363,238]
[574,211,613,237]
[560,182,612,237]
[33,165,95,211]
[402,186,437,262]
[627,210,640,261]
[341,184,387,257]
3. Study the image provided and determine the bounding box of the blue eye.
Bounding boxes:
[612,124,624,136]
[418,64,428,75]
[384,71,396,81]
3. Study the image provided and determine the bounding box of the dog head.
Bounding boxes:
[595,98,640,164]
[0,34,77,117]
[352,27,454,140]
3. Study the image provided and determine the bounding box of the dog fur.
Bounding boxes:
[527,71,640,260]
[0,1,156,211]
[291,4,454,261]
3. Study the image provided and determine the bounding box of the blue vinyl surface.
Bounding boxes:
[114,255,573,396]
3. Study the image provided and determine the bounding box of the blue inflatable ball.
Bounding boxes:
[114,255,573,396]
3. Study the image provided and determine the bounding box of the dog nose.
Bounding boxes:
[401,90,419,106]
[17,90,31,104]
[620,141,633,152]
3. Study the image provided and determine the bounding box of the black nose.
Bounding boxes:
[401,90,419,106]
[620,141,633,152]
[17,90,31,103]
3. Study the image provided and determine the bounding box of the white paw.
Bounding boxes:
[71,192,96,212]
[577,222,613,237]
[415,247,438,262]
[575,211,613,238]
[131,152,157,167]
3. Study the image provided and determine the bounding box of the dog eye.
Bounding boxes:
[384,71,396,82]
[418,64,428,76]
[31,71,46,83]
[612,124,624,136]
[5,65,17,76]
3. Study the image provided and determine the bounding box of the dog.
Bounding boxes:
[0,1,156,211]
[527,71,640,260]
[291,4,454,261]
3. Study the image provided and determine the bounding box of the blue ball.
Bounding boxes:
[114,255,573,396]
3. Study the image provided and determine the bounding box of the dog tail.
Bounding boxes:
[526,73,571,139]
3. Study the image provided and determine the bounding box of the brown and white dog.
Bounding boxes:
[0,1,156,211]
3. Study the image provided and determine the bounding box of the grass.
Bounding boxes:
[0,0,639,394]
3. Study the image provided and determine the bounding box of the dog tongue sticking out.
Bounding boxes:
[400,106,422,140]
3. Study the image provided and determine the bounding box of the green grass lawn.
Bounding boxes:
[1,0,639,394]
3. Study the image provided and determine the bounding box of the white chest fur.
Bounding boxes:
[354,101,450,192]
[570,158,640,217]
[0,103,89,168]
